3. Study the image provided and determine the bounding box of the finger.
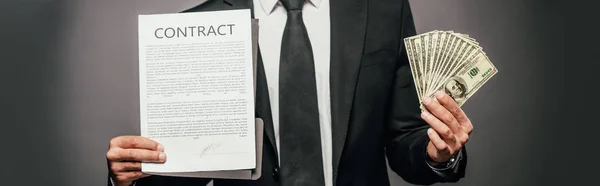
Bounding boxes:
[422,96,463,139]
[109,148,166,162]
[464,121,473,135]
[110,162,142,172]
[434,91,473,133]
[110,136,164,151]
[421,111,456,142]
[427,128,450,155]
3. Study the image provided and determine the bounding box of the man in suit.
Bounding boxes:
[106,0,473,185]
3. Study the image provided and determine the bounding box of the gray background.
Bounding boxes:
[0,0,573,185]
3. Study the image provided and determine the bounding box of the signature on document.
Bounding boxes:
[198,143,222,157]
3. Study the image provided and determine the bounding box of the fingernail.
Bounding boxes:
[421,111,430,118]
[435,91,444,99]
[159,153,166,162]
[157,144,164,152]
[423,97,431,104]
[427,128,433,134]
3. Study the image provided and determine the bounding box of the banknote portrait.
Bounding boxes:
[444,76,467,102]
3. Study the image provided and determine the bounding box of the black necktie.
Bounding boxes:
[278,0,325,185]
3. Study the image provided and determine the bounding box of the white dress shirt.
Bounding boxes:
[254,0,333,185]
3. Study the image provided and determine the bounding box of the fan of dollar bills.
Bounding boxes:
[403,30,498,110]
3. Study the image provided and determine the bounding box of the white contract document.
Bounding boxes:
[138,9,255,173]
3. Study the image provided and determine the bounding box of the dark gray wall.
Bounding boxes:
[0,0,571,185]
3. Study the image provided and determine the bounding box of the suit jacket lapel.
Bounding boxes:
[329,0,368,183]
[182,0,279,162]
[183,0,253,13]
[254,48,279,162]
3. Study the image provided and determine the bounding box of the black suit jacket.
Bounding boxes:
[119,0,467,185]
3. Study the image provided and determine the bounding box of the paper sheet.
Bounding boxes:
[138,9,255,173]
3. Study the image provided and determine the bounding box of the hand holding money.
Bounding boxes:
[403,30,497,162]
[421,91,472,163]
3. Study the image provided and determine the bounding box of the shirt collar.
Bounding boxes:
[259,0,322,15]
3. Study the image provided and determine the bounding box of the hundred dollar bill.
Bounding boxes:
[405,35,428,101]
[404,37,423,101]
[422,33,432,95]
[430,51,497,107]
[417,35,427,99]
[455,33,480,49]
[457,33,477,44]
[427,31,442,95]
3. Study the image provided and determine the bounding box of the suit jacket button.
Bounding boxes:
[272,167,279,182]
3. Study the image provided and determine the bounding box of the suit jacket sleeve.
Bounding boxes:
[384,0,467,184]
[106,161,212,186]
[132,175,211,186]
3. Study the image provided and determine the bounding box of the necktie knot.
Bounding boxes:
[280,0,304,11]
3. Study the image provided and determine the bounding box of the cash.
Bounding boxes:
[404,30,498,110]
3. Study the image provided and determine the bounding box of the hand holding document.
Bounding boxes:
[137,9,260,178]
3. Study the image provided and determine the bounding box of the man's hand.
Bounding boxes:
[106,136,166,186]
[421,91,473,163]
